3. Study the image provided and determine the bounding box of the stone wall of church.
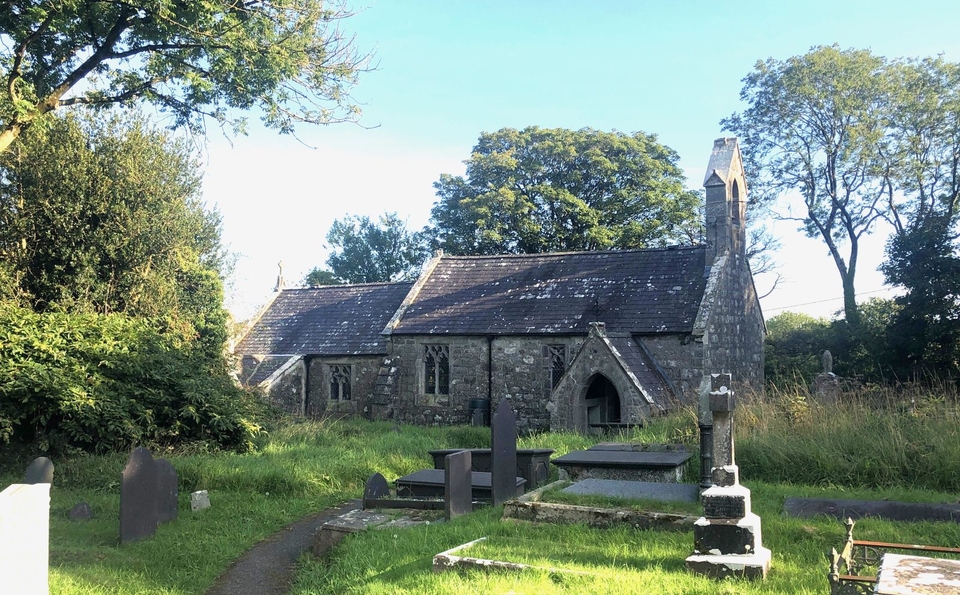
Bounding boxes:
[389,334,583,432]
[265,358,305,415]
[700,254,765,393]
[305,355,383,418]
[639,334,704,404]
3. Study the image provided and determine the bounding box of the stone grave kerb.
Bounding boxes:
[686,373,771,580]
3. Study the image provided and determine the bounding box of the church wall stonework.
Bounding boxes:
[265,359,305,415]
[305,355,382,418]
[701,255,765,393]
[640,334,704,404]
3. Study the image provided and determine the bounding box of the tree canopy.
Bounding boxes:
[0,0,369,152]
[425,127,701,255]
[324,212,428,283]
[0,109,229,356]
[724,47,960,327]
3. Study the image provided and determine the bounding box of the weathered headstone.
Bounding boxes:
[191,490,211,512]
[155,458,178,525]
[444,450,473,520]
[24,456,54,485]
[363,473,390,508]
[490,399,518,506]
[812,349,840,404]
[120,447,159,544]
[0,483,50,595]
[69,502,94,521]
[686,374,771,580]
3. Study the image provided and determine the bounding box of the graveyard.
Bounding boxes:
[0,382,959,594]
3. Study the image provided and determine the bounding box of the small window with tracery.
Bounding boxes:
[424,345,450,395]
[329,364,351,400]
[548,345,567,390]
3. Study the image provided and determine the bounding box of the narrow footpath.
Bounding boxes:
[205,500,360,595]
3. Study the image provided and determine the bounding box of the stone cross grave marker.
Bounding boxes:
[0,483,50,595]
[120,447,159,544]
[24,456,54,485]
[686,373,771,580]
[363,473,390,508]
[444,450,472,520]
[155,458,178,525]
[491,399,518,506]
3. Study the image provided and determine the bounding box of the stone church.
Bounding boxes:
[233,138,764,432]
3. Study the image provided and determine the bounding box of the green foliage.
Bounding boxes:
[325,212,429,283]
[0,0,370,152]
[882,221,960,378]
[764,312,833,384]
[0,302,262,454]
[302,268,342,286]
[724,46,890,325]
[0,110,231,352]
[425,126,701,255]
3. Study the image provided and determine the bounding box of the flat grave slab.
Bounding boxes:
[784,497,960,523]
[551,450,692,483]
[395,469,525,501]
[588,442,688,453]
[561,479,699,503]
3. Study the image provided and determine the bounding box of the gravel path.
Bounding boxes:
[205,500,360,595]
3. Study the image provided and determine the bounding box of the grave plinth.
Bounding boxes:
[686,374,771,580]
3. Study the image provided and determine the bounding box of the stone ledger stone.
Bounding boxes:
[120,447,159,544]
[0,483,50,595]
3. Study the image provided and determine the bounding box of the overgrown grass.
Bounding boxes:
[4,389,960,594]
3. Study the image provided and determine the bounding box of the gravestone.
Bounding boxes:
[490,399,518,506]
[155,458,178,525]
[120,447,159,544]
[24,456,54,485]
[812,349,840,404]
[69,502,94,521]
[363,473,390,508]
[191,490,211,512]
[686,374,771,580]
[444,450,472,519]
[0,483,50,595]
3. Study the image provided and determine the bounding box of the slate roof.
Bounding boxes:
[392,247,707,336]
[607,336,679,408]
[235,282,414,356]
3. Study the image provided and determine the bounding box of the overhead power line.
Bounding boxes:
[763,287,899,313]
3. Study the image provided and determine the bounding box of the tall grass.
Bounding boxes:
[737,385,960,491]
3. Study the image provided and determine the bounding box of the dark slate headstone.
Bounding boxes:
[364,472,390,504]
[444,450,473,520]
[68,502,94,521]
[783,497,960,522]
[490,399,518,506]
[23,456,54,485]
[120,447,159,544]
[155,458,178,525]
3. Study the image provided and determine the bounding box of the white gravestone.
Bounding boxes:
[0,483,50,595]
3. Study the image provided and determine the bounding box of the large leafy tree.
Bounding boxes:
[324,212,428,283]
[0,109,229,356]
[0,0,368,153]
[723,46,891,326]
[425,127,701,255]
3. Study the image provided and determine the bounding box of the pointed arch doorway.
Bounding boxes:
[584,374,621,432]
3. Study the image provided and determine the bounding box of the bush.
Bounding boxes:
[0,302,262,454]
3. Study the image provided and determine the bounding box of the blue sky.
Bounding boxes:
[202,0,960,321]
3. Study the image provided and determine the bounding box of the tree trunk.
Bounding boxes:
[0,124,23,154]
[841,270,860,326]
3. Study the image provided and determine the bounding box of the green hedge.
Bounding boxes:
[0,302,261,454]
